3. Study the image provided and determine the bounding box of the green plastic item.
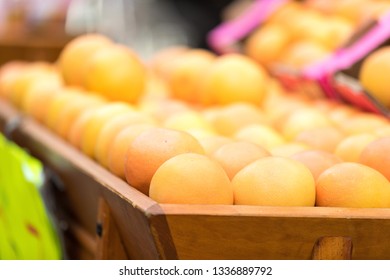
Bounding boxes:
[0,133,62,260]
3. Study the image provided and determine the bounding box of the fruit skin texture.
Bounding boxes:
[199,54,268,106]
[84,44,147,103]
[124,128,205,195]
[149,153,233,205]
[316,162,390,208]
[359,47,390,108]
[232,156,316,206]
[359,136,390,181]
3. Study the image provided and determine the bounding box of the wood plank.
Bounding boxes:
[312,236,353,260]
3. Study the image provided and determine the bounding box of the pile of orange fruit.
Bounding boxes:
[1,1,390,209]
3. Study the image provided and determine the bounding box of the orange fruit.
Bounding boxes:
[360,47,390,108]
[167,49,216,104]
[58,33,113,86]
[278,40,329,68]
[84,44,147,103]
[80,102,135,157]
[359,136,390,181]
[43,87,87,130]
[244,23,290,68]
[138,98,191,123]
[334,133,377,162]
[233,156,316,206]
[280,108,334,140]
[293,126,345,152]
[316,162,390,207]
[198,135,234,155]
[198,53,269,106]
[124,127,205,195]
[20,81,63,122]
[290,149,343,181]
[68,102,133,150]
[211,141,270,180]
[54,93,107,138]
[94,110,156,167]
[108,123,156,179]
[207,102,268,136]
[148,45,189,79]
[149,153,233,204]
[270,142,311,157]
[234,124,285,150]
[0,61,27,98]
[337,112,389,135]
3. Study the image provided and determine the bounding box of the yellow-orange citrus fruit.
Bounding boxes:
[334,133,377,162]
[84,44,147,103]
[359,136,390,181]
[211,141,270,180]
[290,149,343,181]
[316,162,390,207]
[233,156,316,206]
[293,126,345,153]
[234,124,285,150]
[149,153,233,204]
[108,123,157,179]
[359,47,390,108]
[167,49,216,104]
[58,33,113,86]
[94,110,156,167]
[207,102,268,136]
[124,127,205,195]
[198,53,269,106]
[244,23,290,68]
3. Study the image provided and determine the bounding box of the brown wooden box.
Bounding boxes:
[1,99,390,260]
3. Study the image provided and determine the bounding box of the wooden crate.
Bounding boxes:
[1,98,390,260]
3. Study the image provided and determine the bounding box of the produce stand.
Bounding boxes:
[2,98,390,260]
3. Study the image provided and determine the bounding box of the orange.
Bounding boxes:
[80,102,135,157]
[20,81,63,122]
[54,93,107,138]
[149,153,233,204]
[198,135,234,155]
[198,53,269,106]
[337,112,389,135]
[138,98,191,123]
[206,102,268,136]
[290,149,343,181]
[124,127,205,195]
[162,110,215,134]
[359,136,390,181]
[211,141,270,180]
[94,110,156,167]
[0,60,26,98]
[43,87,87,130]
[278,40,329,69]
[108,123,156,179]
[359,47,390,108]
[293,126,345,153]
[167,49,216,104]
[270,142,311,157]
[58,33,113,86]
[148,45,189,79]
[334,133,377,162]
[316,162,390,207]
[244,23,290,68]
[234,124,285,150]
[280,108,334,140]
[233,156,315,206]
[84,44,147,103]
[6,64,63,108]
[67,102,133,150]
